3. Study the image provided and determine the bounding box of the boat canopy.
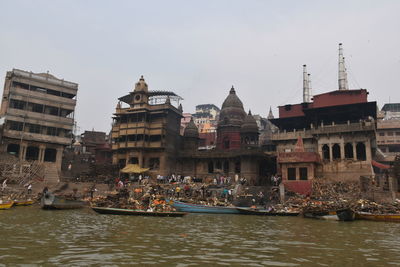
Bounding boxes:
[120,164,150,174]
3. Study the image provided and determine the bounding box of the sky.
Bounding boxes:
[1,0,399,133]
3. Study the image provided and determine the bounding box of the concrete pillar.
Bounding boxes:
[296,167,299,180]
[329,143,333,162]
[365,139,372,162]
[39,146,46,162]
[55,147,63,171]
[352,142,357,160]
[19,144,27,161]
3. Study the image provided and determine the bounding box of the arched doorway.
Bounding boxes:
[332,144,341,160]
[322,144,330,160]
[356,142,366,161]
[344,143,353,159]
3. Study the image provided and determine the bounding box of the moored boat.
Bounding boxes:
[355,212,400,222]
[41,192,86,210]
[170,200,240,214]
[13,200,34,206]
[92,206,187,217]
[303,208,355,221]
[236,207,300,216]
[0,201,14,210]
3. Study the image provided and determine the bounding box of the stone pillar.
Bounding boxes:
[39,146,46,162]
[340,141,345,160]
[352,142,357,160]
[19,144,27,161]
[329,143,333,162]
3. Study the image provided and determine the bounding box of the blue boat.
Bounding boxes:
[170,200,240,214]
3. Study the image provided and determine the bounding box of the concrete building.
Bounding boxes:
[111,76,183,176]
[192,104,220,133]
[0,69,77,179]
[271,44,377,194]
[376,104,400,164]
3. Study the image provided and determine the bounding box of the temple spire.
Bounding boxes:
[303,65,311,103]
[267,106,274,119]
[338,43,349,90]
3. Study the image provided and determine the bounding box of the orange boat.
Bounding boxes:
[0,201,14,210]
[355,212,400,222]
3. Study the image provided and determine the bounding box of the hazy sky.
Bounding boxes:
[1,0,399,133]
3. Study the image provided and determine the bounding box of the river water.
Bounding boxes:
[1,206,400,266]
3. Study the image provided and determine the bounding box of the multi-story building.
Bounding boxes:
[0,69,77,172]
[111,76,183,176]
[376,103,400,164]
[192,104,220,133]
[271,44,377,194]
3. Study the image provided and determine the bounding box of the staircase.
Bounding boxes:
[43,163,60,187]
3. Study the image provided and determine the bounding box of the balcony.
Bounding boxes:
[11,87,77,106]
[7,108,74,126]
[272,122,376,141]
[3,129,71,146]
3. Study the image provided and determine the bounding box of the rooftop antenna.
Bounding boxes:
[338,43,349,90]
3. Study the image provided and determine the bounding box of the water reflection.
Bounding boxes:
[0,206,400,266]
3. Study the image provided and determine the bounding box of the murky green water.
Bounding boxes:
[0,206,400,266]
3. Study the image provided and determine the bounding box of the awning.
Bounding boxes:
[371,160,390,170]
[120,164,150,174]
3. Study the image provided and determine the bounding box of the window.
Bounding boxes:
[332,144,341,160]
[300,167,308,180]
[345,143,354,159]
[208,161,214,173]
[322,144,330,160]
[387,132,394,136]
[46,127,57,136]
[396,132,400,136]
[8,121,23,131]
[379,132,385,136]
[9,99,26,110]
[28,124,41,134]
[356,142,366,161]
[288,168,296,180]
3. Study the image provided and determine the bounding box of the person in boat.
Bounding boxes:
[27,184,32,195]
[42,186,49,194]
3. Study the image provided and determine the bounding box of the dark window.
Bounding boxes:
[396,132,400,136]
[29,103,44,113]
[223,161,229,173]
[387,132,394,136]
[216,161,222,169]
[322,144,330,160]
[8,121,23,131]
[44,148,57,162]
[288,168,296,180]
[299,167,308,180]
[332,144,341,159]
[356,142,367,161]
[379,132,385,136]
[46,127,57,136]
[7,144,20,156]
[28,124,41,134]
[9,99,26,110]
[129,157,138,164]
[208,161,214,173]
[235,161,241,173]
[45,105,59,116]
[149,135,161,142]
[26,146,39,161]
[345,143,354,159]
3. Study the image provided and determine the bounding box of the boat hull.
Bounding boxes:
[355,212,400,222]
[14,200,34,206]
[171,200,240,214]
[0,201,14,210]
[236,207,299,216]
[92,207,187,217]
[41,193,85,210]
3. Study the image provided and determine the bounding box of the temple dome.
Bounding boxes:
[218,86,246,127]
[241,110,259,133]
[184,118,199,138]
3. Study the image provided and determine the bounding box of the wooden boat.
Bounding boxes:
[0,201,14,210]
[303,209,355,221]
[13,200,34,206]
[92,206,187,217]
[170,200,240,214]
[41,192,86,210]
[236,207,300,216]
[355,212,400,222]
